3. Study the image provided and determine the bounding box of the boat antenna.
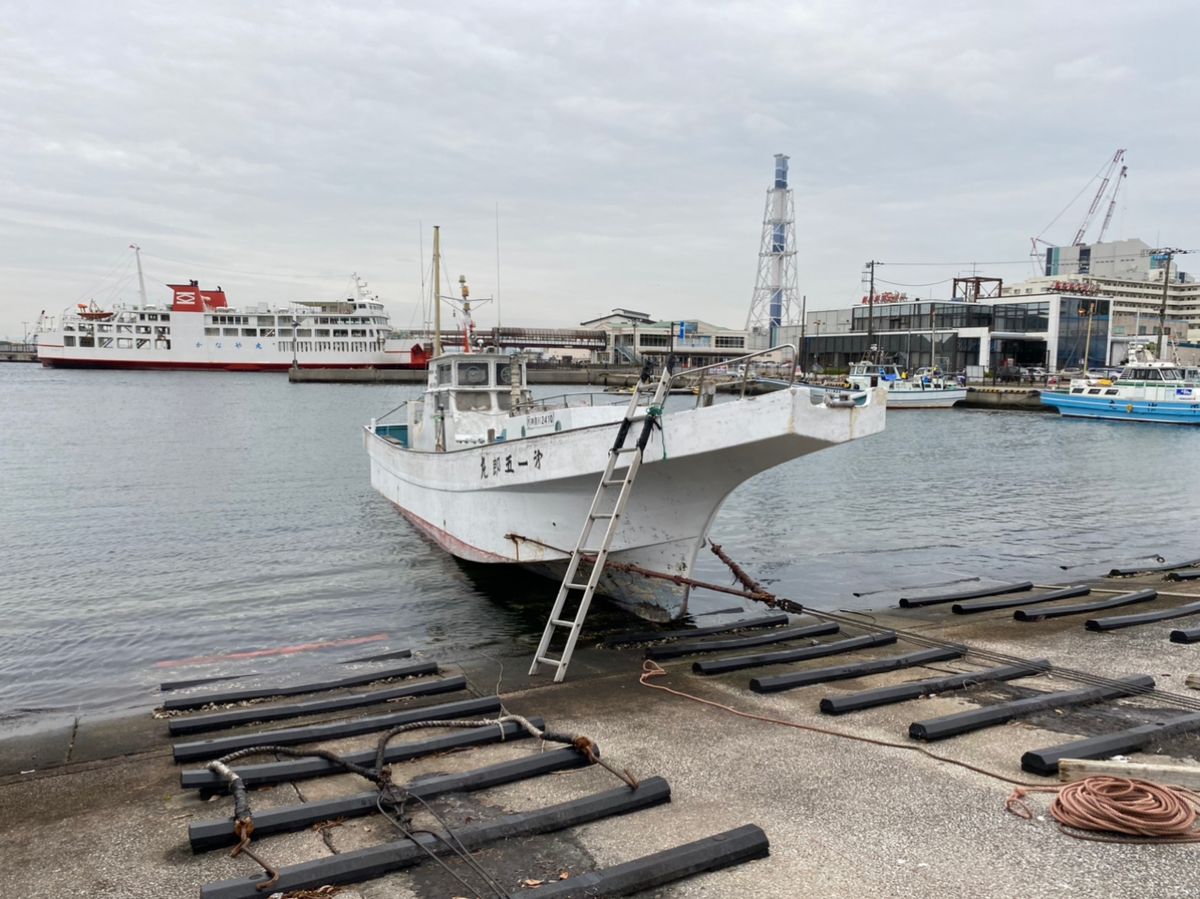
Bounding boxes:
[130,244,147,306]
[495,201,502,331]
[417,221,427,328]
[432,225,442,358]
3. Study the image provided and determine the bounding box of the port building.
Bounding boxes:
[788,238,1195,373]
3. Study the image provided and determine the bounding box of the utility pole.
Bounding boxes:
[864,261,880,361]
[1144,247,1193,360]
[799,294,807,372]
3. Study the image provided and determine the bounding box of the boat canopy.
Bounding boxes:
[1119,366,1184,382]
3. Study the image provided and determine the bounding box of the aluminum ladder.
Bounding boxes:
[529,358,673,682]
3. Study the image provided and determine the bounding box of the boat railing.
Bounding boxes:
[520,392,629,412]
[369,399,409,431]
[666,344,798,405]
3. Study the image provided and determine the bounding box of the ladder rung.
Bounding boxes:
[590,513,616,520]
[602,479,625,487]
[614,446,640,454]
[550,618,576,628]
[567,583,590,590]
[536,655,563,667]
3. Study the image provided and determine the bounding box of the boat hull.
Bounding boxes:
[1040,391,1200,424]
[365,386,885,620]
[880,387,966,409]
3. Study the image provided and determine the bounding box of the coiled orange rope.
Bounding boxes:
[1007,777,1200,843]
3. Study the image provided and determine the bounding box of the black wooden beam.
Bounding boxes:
[189,745,591,852]
[199,777,673,899]
[899,581,1032,609]
[172,695,501,763]
[168,675,466,735]
[161,657,424,711]
[952,585,1090,615]
[749,646,962,694]
[525,824,770,897]
[693,632,897,676]
[819,659,1051,715]
[1014,590,1156,622]
[602,615,790,647]
[1085,602,1200,632]
[1022,712,1200,775]
[646,622,838,660]
[909,675,1155,741]
[180,716,545,791]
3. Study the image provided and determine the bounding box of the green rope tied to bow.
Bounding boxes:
[647,405,667,459]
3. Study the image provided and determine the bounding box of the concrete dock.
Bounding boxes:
[3,569,1199,898]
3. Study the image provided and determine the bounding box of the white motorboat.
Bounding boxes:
[846,362,966,409]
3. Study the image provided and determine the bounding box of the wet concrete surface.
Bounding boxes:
[3,571,1200,898]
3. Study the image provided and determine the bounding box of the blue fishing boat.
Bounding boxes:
[1040,361,1200,424]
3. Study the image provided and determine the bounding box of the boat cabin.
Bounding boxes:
[407,352,532,451]
[849,362,902,385]
[1117,365,1184,383]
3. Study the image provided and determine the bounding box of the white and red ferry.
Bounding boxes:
[36,266,427,372]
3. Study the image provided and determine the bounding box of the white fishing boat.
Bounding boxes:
[845,362,966,409]
[363,229,886,621]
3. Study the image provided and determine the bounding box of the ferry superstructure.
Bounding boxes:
[36,280,427,372]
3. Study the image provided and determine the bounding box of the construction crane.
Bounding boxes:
[1096,163,1128,243]
[1071,148,1125,245]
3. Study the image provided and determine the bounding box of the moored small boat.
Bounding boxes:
[1040,361,1200,424]
[805,362,965,409]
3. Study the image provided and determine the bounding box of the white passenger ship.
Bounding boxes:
[36,273,426,372]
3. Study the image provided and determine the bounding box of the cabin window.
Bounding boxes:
[205,327,219,335]
[242,328,257,337]
[296,329,311,337]
[1104,389,1118,395]
[99,337,112,348]
[351,329,366,337]
[117,338,132,348]
[437,362,453,385]
[98,323,112,332]
[1087,388,1101,394]
[223,328,240,336]
[333,329,348,337]
[496,392,512,410]
[458,362,489,386]
[1070,388,1084,394]
[257,316,275,326]
[496,362,513,384]
[454,392,492,412]
[63,335,76,346]
[315,329,330,337]
[136,338,149,348]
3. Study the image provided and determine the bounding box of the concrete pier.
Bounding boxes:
[3,570,1199,897]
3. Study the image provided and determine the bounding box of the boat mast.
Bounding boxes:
[131,244,147,306]
[432,226,442,359]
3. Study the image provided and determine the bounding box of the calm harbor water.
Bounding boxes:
[2,363,1199,731]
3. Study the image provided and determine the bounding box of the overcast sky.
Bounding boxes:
[2,0,1197,339]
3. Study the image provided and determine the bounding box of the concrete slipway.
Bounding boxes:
[2,570,1199,898]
